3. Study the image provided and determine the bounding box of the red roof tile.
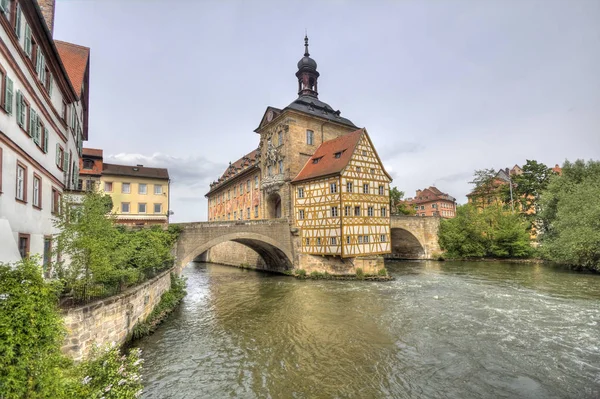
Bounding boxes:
[292,129,364,183]
[220,149,259,180]
[82,147,103,158]
[55,40,89,97]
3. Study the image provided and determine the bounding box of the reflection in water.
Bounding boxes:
[138,261,600,399]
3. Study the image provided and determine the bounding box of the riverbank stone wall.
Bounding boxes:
[61,268,173,361]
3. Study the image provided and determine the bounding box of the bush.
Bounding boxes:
[0,259,145,399]
[295,269,307,277]
[355,268,365,280]
[377,268,388,276]
[64,343,143,399]
[0,257,67,398]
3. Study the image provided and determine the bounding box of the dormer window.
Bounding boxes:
[312,156,322,164]
[334,150,345,158]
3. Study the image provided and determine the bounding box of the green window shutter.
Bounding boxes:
[35,51,42,76]
[35,116,41,145]
[55,143,60,167]
[15,91,22,125]
[63,152,70,174]
[0,0,9,13]
[15,4,21,38]
[24,24,32,58]
[74,167,79,188]
[48,76,53,96]
[29,109,36,137]
[43,127,49,153]
[4,76,13,114]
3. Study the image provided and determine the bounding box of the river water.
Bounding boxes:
[137,261,600,399]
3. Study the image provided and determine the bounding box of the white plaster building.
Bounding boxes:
[0,0,89,270]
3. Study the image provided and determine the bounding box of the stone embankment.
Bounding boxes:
[61,268,173,361]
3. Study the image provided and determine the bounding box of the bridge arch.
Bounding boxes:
[179,231,294,272]
[389,228,426,259]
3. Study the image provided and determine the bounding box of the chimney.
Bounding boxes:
[36,0,56,35]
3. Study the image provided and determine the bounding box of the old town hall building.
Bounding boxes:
[206,37,392,262]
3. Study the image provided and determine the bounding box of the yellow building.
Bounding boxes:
[100,163,170,226]
[292,129,392,257]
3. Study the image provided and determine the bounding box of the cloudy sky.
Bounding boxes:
[54,0,600,222]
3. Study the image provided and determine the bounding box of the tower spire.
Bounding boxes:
[296,35,319,98]
[304,34,310,56]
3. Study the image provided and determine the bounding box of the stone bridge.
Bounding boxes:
[175,216,441,273]
[388,215,442,260]
[175,219,295,272]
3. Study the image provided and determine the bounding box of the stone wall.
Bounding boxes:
[297,253,384,275]
[61,268,173,361]
[203,241,266,269]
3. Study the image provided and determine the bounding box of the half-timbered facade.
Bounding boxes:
[292,129,392,257]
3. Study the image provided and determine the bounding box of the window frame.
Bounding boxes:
[138,203,147,214]
[138,183,147,195]
[15,161,27,203]
[32,173,41,209]
[122,182,131,194]
[18,233,30,258]
[154,184,162,195]
[306,129,314,145]
[104,181,113,192]
[121,202,130,213]
[153,203,162,214]
[51,187,61,214]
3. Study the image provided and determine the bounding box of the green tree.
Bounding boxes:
[0,258,67,398]
[538,160,600,271]
[438,204,532,258]
[506,160,554,217]
[53,190,133,298]
[469,168,502,208]
[389,187,415,215]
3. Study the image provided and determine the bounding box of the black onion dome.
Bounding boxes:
[297,55,317,70]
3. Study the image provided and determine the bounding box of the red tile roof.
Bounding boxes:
[102,163,169,179]
[82,147,103,158]
[55,40,89,97]
[292,129,364,183]
[220,149,259,180]
[407,187,456,204]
